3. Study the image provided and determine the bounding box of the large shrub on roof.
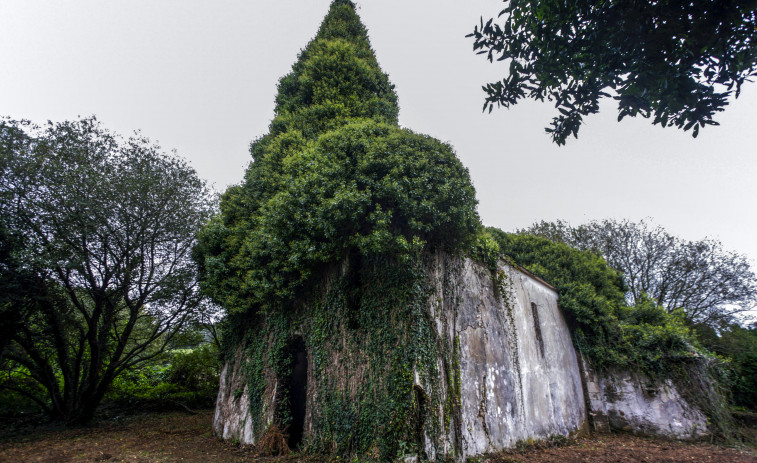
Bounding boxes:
[198,122,478,314]
[192,3,479,455]
[193,0,479,316]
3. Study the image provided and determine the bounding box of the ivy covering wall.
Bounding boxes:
[193,0,478,458]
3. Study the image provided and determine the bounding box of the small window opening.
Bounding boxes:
[531,302,545,358]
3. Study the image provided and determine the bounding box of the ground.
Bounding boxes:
[480,435,757,463]
[1,410,756,463]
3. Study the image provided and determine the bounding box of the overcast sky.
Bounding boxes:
[2,0,756,268]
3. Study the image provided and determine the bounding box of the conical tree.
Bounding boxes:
[195,1,480,458]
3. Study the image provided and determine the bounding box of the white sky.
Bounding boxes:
[2,0,756,267]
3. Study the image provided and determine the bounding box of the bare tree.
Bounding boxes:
[523,219,757,326]
[0,117,215,424]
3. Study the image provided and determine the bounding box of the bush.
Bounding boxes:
[167,344,220,396]
[105,343,220,410]
[696,323,757,411]
[734,353,757,410]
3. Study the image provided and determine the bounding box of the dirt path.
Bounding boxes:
[0,410,255,463]
[482,434,757,463]
[1,410,755,462]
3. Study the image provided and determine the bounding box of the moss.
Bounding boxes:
[297,255,444,458]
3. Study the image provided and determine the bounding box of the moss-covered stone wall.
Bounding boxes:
[213,253,591,461]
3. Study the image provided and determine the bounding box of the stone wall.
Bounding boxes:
[426,258,588,459]
[213,347,276,445]
[212,255,712,459]
[581,358,709,439]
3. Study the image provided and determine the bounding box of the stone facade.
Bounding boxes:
[581,358,709,438]
[429,259,588,459]
[213,257,710,460]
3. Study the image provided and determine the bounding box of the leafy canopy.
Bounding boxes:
[0,117,215,424]
[194,0,480,315]
[469,0,757,144]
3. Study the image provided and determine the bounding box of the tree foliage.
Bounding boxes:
[523,219,757,326]
[696,322,757,410]
[105,341,221,411]
[469,0,757,144]
[0,117,215,424]
[194,0,479,316]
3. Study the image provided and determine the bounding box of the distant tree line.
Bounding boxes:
[521,219,756,327]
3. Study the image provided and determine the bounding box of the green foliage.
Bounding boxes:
[106,343,220,409]
[487,228,699,373]
[0,367,45,416]
[469,1,757,144]
[0,116,215,424]
[522,219,757,326]
[271,0,398,140]
[696,323,757,410]
[166,344,221,394]
[470,229,501,273]
[193,5,479,455]
[194,0,479,317]
[225,255,444,459]
[616,296,697,368]
[302,256,440,459]
[233,122,478,312]
[735,352,757,410]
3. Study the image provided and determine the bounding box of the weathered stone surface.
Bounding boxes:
[214,357,254,444]
[445,260,588,459]
[213,348,275,445]
[581,359,709,439]
[212,255,712,459]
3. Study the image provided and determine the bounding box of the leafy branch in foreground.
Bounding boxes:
[469,0,757,144]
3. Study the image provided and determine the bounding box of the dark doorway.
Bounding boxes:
[412,385,429,460]
[286,336,308,449]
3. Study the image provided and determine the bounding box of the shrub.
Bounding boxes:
[194,0,479,318]
[105,343,220,410]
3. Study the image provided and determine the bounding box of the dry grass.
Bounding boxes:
[254,424,290,457]
[1,410,756,462]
